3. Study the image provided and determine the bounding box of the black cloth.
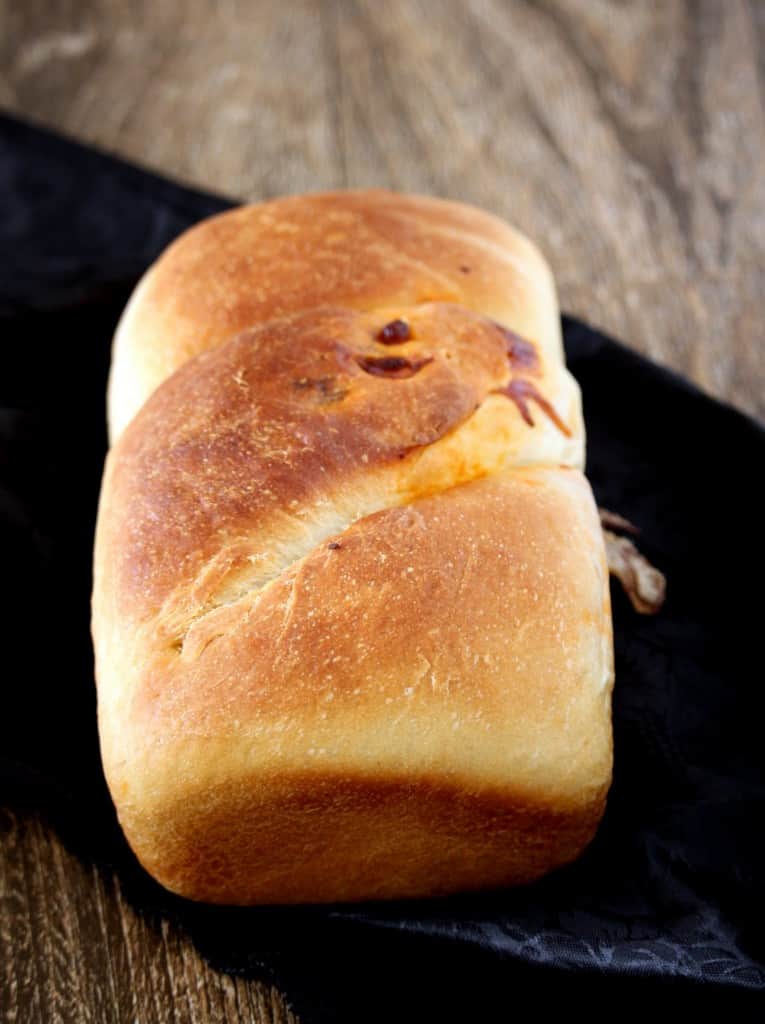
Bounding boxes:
[1,113,763,1020]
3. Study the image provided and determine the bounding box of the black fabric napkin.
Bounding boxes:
[2,113,763,1020]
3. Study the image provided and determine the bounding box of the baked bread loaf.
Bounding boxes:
[92,191,613,904]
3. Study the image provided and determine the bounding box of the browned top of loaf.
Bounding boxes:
[108,190,561,438]
[99,302,577,636]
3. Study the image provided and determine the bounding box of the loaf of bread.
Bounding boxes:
[92,191,613,904]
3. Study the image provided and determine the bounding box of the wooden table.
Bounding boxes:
[1,2,763,1021]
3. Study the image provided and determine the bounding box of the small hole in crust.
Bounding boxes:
[292,376,348,403]
[355,354,433,379]
[376,319,411,344]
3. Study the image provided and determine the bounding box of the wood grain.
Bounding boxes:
[1,1,763,1021]
[0,810,299,1024]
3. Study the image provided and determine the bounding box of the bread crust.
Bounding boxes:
[93,192,613,905]
[108,190,563,440]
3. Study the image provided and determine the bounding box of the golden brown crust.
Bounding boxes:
[107,190,563,439]
[95,461,611,903]
[93,191,613,905]
[127,771,607,905]
[98,302,581,628]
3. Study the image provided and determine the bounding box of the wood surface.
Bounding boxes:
[1,1,763,1021]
